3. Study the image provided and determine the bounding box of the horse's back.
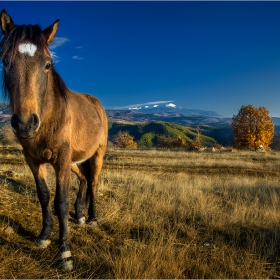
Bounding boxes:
[68,91,107,163]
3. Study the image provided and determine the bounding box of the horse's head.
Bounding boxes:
[0,10,59,139]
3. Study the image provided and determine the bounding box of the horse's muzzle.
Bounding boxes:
[11,113,40,139]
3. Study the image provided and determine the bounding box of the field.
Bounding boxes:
[1,145,280,278]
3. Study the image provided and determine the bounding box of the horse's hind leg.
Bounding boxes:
[72,161,90,225]
[86,147,106,224]
[24,153,53,248]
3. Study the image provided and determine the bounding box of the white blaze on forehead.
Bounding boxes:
[18,43,37,57]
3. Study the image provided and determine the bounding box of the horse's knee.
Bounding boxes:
[54,199,69,219]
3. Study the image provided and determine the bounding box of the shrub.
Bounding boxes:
[112,131,137,148]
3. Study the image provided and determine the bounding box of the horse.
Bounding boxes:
[0,10,108,271]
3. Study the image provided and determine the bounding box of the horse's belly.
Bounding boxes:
[71,142,99,164]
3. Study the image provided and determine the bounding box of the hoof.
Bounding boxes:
[60,251,73,272]
[61,259,73,272]
[77,216,86,225]
[36,239,51,249]
[87,220,98,227]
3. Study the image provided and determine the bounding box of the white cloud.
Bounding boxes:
[128,101,174,108]
[49,37,69,50]
[72,55,83,60]
[51,51,60,63]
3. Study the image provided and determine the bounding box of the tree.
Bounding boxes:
[156,135,169,148]
[112,131,137,148]
[231,105,274,149]
[156,135,187,148]
[170,135,186,148]
[187,127,204,151]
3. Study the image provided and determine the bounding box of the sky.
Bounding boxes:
[1,1,280,117]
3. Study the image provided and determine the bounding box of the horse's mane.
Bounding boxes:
[0,24,68,101]
[51,67,68,102]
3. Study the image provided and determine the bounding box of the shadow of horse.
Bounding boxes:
[0,174,36,197]
[0,214,37,242]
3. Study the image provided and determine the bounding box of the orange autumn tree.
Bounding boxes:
[232,104,274,149]
[112,131,137,148]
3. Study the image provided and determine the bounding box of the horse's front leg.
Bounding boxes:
[53,159,73,272]
[24,153,53,248]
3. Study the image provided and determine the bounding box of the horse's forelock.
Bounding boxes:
[0,24,45,100]
[0,24,46,62]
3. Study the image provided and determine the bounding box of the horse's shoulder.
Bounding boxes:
[79,93,107,120]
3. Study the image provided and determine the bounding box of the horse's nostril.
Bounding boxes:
[11,114,20,131]
[30,113,40,130]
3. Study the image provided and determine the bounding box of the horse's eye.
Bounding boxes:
[45,62,52,70]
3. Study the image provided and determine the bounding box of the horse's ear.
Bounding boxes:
[0,9,15,35]
[43,19,59,45]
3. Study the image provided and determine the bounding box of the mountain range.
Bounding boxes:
[2,100,280,126]
[106,101,223,118]
[106,101,280,127]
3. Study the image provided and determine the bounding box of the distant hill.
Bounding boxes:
[109,121,217,147]
[106,109,280,127]
[106,109,232,127]
[0,102,11,125]
[272,117,280,126]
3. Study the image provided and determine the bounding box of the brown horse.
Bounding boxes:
[0,10,108,271]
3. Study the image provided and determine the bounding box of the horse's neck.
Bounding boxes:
[42,77,68,125]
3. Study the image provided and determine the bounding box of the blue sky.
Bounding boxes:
[1,1,280,117]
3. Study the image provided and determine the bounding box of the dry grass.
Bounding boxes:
[0,145,280,278]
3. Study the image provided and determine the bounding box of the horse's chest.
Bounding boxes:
[23,145,59,163]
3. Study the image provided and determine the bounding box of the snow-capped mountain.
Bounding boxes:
[123,101,222,118]
[105,101,227,126]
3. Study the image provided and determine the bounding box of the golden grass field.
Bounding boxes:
[1,145,280,278]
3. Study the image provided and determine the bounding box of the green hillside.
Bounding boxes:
[109,121,216,148]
